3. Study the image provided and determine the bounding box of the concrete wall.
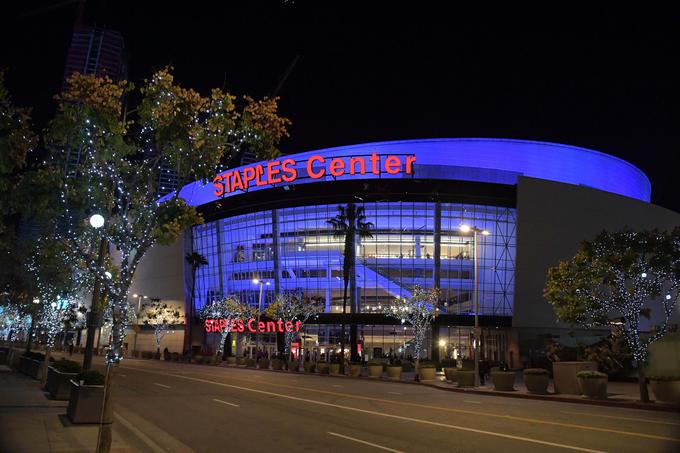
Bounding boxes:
[514,176,680,333]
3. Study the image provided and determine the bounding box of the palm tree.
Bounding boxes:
[185,252,208,357]
[327,203,374,373]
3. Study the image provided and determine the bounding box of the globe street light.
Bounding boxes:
[252,279,270,360]
[460,224,490,387]
[89,214,105,229]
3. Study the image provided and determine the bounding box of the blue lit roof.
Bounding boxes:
[173,138,651,207]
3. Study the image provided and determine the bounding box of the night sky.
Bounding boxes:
[1,2,678,211]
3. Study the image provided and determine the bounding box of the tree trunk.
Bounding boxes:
[638,364,650,402]
[96,362,115,453]
[41,346,52,387]
[340,279,348,374]
[25,316,35,353]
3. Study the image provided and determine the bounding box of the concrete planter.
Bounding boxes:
[0,347,7,365]
[317,363,329,375]
[552,361,597,394]
[245,358,256,368]
[271,359,283,370]
[577,376,608,399]
[288,360,299,372]
[19,357,43,380]
[444,368,457,382]
[303,361,316,373]
[329,363,341,375]
[491,371,515,391]
[46,367,78,400]
[236,356,246,366]
[387,366,402,380]
[650,380,680,403]
[258,358,270,370]
[368,364,383,378]
[226,356,237,365]
[456,370,475,387]
[67,380,111,424]
[524,373,549,394]
[350,364,362,377]
[418,367,436,381]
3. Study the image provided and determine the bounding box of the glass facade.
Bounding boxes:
[191,201,516,317]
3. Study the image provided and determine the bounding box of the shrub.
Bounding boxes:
[418,361,436,369]
[77,370,106,385]
[52,358,82,374]
[648,375,680,381]
[576,370,607,379]
[367,361,383,366]
[22,351,46,361]
[523,368,549,376]
[401,361,414,372]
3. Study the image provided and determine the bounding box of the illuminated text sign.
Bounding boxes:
[213,152,416,196]
[205,318,303,333]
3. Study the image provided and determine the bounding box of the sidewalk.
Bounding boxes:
[0,365,133,452]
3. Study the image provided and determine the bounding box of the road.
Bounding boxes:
[99,359,679,453]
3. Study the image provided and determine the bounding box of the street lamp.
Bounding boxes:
[460,224,490,387]
[252,278,270,360]
[83,213,108,371]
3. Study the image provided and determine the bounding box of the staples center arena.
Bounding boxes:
[130,138,680,366]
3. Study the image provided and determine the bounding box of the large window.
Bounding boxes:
[192,202,516,316]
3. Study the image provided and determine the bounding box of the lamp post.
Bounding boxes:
[83,214,107,371]
[460,224,490,387]
[252,279,270,360]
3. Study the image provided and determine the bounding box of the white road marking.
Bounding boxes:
[133,369,609,452]
[328,432,404,453]
[332,384,344,388]
[387,392,402,395]
[213,398,239,408]
[560,410,680,427]
[113,412,166,453]
[118,374,126,377]
[463,400,482,404]
[153,383,171,389]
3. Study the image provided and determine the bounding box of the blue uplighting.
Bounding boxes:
[170,138,651,206]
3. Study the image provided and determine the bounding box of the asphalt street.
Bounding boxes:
[99,359,680,453]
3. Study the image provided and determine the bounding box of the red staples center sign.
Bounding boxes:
[213,152,416,196]
[205,318,303,333]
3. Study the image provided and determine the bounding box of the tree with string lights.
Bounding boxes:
[265,293,322,367]
[382,285,440,376]
[544,228,680,402]
[41,68,289,452]
[199,296,257,362]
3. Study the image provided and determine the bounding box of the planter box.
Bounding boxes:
[524,374,549,394]
[491,371,515,391]
[46,367,78,400]
[19,357,43,380]
[67,380,112,424]
[258,358,270,370]
[289,360,299,372]
[236,357,246,366]
[0,348,7,365]
[226,356,237,365]
[553,361,597,395]
[271,359,283,370]
[368,365,383,378]
[419,367,436,381]
[577,376,607,399]
[387,366,402,380]
[444,368,457,382]
[303,361,316,373]
[329,363,341,375]
[245,358,256,368]
[650,380,680,403]
[456,370,475,387]
[317,363,329,374]
[350,364,362,377]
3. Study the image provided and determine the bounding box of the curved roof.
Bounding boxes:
[173,138,651,207]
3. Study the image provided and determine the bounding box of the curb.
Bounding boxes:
[208,362,680,413]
